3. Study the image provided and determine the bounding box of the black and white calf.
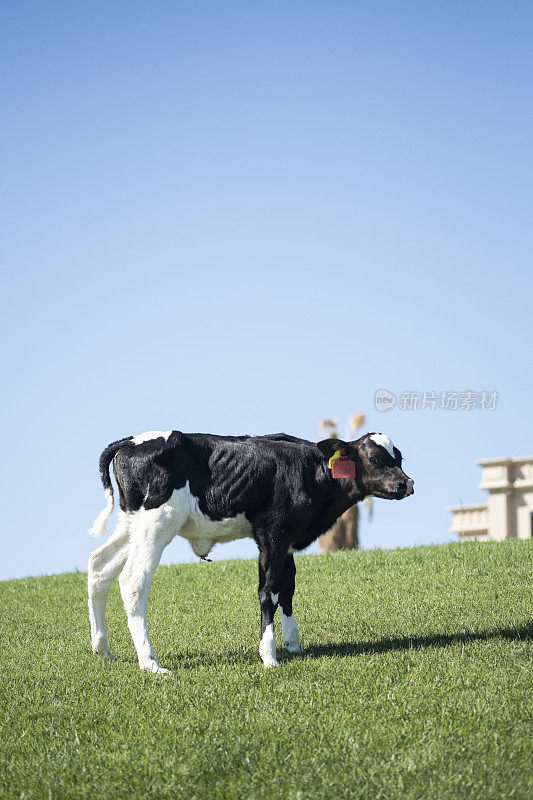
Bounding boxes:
[88,430,414,672]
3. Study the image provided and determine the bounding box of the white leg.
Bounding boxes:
[280,610,303,653]
[88,513,130,659]
[259,622,279,667]
[118,505,180,674]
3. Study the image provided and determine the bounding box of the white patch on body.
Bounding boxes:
[167,483,253,558]
[280,610,303,653]
[132,430,173,445]
[259,623,279,667]
[88,487,114,537]
[370,433,395,459]
[271,592,279,606]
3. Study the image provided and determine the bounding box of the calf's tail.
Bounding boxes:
[88,437,132,537]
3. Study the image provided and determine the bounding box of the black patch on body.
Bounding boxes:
[112,431,354,551]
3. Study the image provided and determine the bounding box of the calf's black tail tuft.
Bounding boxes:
[89,437,132,537]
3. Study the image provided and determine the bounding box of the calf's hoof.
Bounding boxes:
[261,655,280,668]
[140,658,171,675]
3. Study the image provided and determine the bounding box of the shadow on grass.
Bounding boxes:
[162,621,532,670]
[302,621,533,661]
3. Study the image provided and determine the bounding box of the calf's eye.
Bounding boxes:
[369,456,382,466]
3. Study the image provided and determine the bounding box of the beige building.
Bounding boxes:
[449,456,533,542]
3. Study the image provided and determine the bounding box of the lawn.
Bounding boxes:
[1,541,531,800]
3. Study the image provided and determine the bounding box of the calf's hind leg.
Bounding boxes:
[88,514,130,659]
[119,504,183,674]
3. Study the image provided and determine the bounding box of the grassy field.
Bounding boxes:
[1,541,532,800]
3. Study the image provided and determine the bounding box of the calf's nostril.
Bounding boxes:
[397,482,406,494]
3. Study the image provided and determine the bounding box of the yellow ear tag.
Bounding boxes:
[328,449,344,469]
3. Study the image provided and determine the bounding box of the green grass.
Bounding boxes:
[1,541,532,800]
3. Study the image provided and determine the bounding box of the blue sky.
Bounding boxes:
[1,1,532,580]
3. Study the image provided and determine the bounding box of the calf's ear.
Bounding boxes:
[316,438,349,460]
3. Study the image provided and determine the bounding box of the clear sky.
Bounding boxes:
[1,1,532,581]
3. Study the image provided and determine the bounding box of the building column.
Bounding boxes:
[486,490,511,540]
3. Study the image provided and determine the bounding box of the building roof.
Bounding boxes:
[447,502,487,513]
[477,455,533,466]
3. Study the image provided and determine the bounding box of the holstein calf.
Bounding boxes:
[88,430,414,673]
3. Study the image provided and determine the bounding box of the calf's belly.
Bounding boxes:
[152,485,254,559]
[179,512,253,558]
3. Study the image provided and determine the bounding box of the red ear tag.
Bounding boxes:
[331,457,356,480]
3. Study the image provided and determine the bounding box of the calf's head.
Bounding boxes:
[317,432,414,500]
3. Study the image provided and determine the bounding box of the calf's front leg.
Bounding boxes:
[279,553,304,653]
[257,541,286,667]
